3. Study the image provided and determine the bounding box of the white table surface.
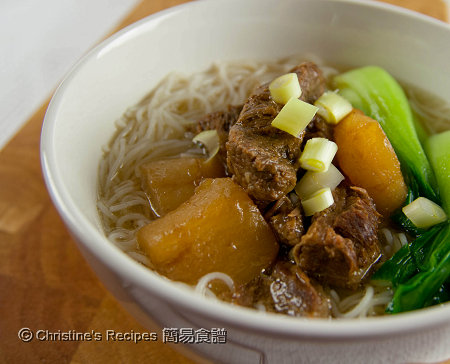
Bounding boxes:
[0,0,139,150]
[0,0,449,151]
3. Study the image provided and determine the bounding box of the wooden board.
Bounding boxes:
[0,0,447,363]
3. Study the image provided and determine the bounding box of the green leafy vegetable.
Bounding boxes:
[412,112,429,146]
[425,130,450,215]
[334,66,439,203]
[429,282,450,305]
[416,223,450,272]
[386,257,449,313]
[373,225,441,286]
[371,243,417,287]
[373,222,450,313]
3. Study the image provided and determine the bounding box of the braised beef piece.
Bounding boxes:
[233,261,330,318]
[265,194,305,246]
[304,114,334,142]
[290,62,328,104]
[226,62,327,202]
[292,185,381,289]
[227,128,302,202]
[187,104,243,162]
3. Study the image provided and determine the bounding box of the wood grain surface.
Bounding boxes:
[0,1,447,363]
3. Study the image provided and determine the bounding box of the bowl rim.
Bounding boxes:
[41,0,450,340]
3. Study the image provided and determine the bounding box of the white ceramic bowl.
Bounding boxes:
[41,0,450,362]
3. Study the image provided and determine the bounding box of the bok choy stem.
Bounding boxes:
[425,130,450,215]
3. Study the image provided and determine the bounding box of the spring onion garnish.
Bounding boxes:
[314,91,353,124]
[192,130,220,161]
[402,197,447,229]
[301,187,334,216]
[295,163,344,199]
[299,137,338,172]
[269,73,302,104]
[271,98,318,138]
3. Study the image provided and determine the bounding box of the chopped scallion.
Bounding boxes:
[314,91,353,124]
[402,197,447,229]
[269,73,302,104]
[271,98,318,138]
[295,163,344,199]
[301,187,334,216]
[192,130,220,161]
[299,137,338,172]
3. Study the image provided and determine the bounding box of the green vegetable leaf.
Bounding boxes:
[372,225,441,286]
[371,244,418,287]
[415,223,450,272]
[425,130,450,215]
[387,244,450,313]
[374,222,450,313]
[427,282,450,306]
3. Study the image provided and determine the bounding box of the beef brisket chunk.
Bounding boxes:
[233,261,330,318]
[226,62,327,202]
[304,114,334,142]
[292,185,381,289]
[265,195,305,246]
[290,62,328,104]
[188,104,243,162]
[227,128,302,202]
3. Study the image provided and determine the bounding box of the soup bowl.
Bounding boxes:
[40,0,450,362]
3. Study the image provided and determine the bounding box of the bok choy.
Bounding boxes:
[373,222,450,313]
[425,130,450,215]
